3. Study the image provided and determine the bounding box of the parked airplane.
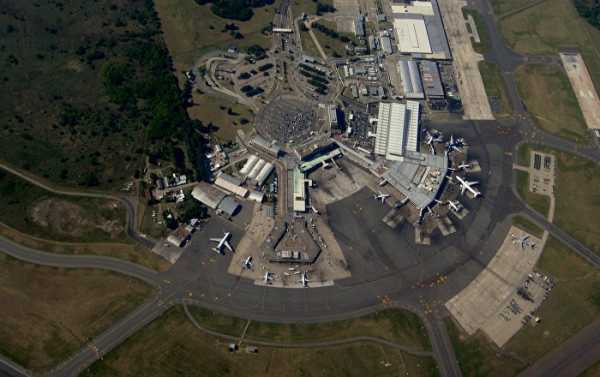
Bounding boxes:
[455,176,481,198]
[264,271,273,284]
[447,134,464,153]
[299,271,309,287]
[373,192,390,203]
[512,234,535,249]
[447,200,463,212]
[424,129,443,155]
[449,163,470,172]
[209,232,233,254]
[242,256,253,269]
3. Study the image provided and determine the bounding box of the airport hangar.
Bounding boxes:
[391,0,451,60]
[373,101,448,211]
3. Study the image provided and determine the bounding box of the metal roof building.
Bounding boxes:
[217,196,240,217]
[392,0,451,60]
[248,190,265,203]
[215,173,248,198]
[398,60,424,99]
[240,155,259,176]
[393,17,432,54]
[374,101,420,161]
[256,162,274,187]
[192,182,226,209]
[383,150,448,210]
[293,169,307,212]
[354,15,365,37]
[419,60,445,98]
[380,36,393,54]
[248,159,266,180]
[252,135,281,157]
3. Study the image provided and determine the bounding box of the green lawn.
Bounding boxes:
[491,0,543,17]
[0,253,153,372]
[448,237,600,376]
[499,0,600,90]
[155,0,276,71]
[515,170,550,217]
[188,94,255,143]
[520,143,600,255]
[463,8,491,54]
[82,306,439,377]
[242,309,431,350]
[515,64,588,142]
[512,215,544,238]
[479,61,512,116]
[0,170,128,243]
[446,319,526,377]
[504,237,600,362]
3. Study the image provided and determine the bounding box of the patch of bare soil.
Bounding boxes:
[30,199,124,239]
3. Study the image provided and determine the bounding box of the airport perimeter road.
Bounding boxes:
[0,162,155,249]
[426,316,463,377]
[517,319,600,377]
[0,236,162,287]
[0,355,29,377]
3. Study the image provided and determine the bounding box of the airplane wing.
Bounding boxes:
[209,238,220,242]
[224,241,233,252]
[468,180,479,186]
[460,185,467,195]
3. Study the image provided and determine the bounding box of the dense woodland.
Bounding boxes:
[194,0,275,21]
[574,0,600,28]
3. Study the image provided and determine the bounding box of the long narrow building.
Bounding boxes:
[374,101,420,161]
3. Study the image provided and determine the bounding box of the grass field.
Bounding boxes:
[0,0,182,188]
[0,223,169,271]
[0,170,128,243]
[491,0,544,17]
[515,170,550,217]
[300,26,322,58]
[512,215,544,238]
[448,238,599,376]
[0,253,153,371]
[515,64,588,142]
[311,20,353,58]
[154,0,276,72]
[504,237,600,362]
[519,144,600,255]
[447,318,526,377]
[82,306,439,377]
[463,8,491,54]
[499,0,600,90]
[188,94,255,143]
[479,61,512,116]
[189,307,431,350]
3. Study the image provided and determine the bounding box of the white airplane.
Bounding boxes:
[447,200,463,212]
[373,192,390,203]
[299,271,309,287]
[242,256,253,269]
[449,163,471,172]
[455,176,481,198]
[209,232,233,254]
[424,130,443,155]
[447,134,464,153]
[512,234,535,249]
[263,271,273,284]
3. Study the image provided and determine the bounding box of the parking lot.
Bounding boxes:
[255,96,318,144]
